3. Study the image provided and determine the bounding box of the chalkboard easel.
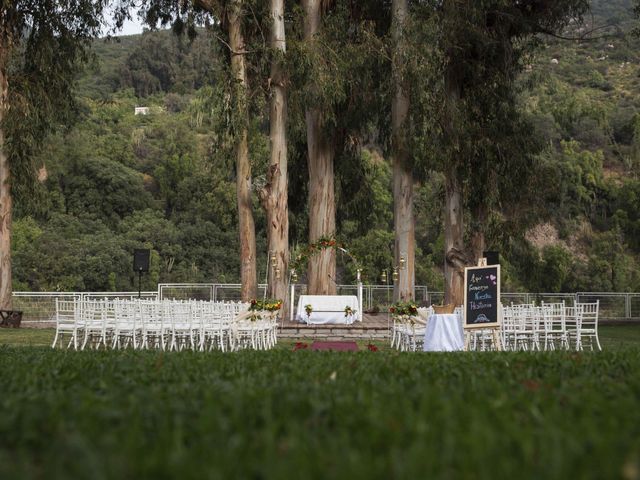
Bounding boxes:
[463,263,502,351]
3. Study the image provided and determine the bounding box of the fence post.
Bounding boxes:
[626,293,631,319]
[290,283,296,321]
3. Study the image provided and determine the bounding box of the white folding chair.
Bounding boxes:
[81,299,108,350]
[139,300,165,349]
[113,299,139,349]
[168,301,194,351]
[52,298,82,349]
[575,301,601,351]
[541,302,568,350]
[103,300,117,348]
[565,305,579,350]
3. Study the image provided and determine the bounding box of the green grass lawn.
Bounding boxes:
[2,324,640,349]
[0,328,54,347]
[599,325,640,349]
[0,330,639,478]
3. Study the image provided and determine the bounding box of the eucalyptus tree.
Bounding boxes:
[116,0,260,300]
[0,0,109,310]
[258,0,289,307]
[226,0,257,301]
[288,1,391,294]
[391,0,414,301]
[406,0,589,305]
[300,0,337,295]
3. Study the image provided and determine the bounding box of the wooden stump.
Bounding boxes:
[0,310,22,328]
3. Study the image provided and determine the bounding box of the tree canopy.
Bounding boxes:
[6,0,640,299]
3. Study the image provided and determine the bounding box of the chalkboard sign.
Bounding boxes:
[464,265,501,329]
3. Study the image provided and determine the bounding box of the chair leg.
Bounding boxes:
[81,332,90,351]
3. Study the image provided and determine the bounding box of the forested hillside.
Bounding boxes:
[11,0,640,294]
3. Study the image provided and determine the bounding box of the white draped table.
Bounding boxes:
[423,313,465,352]
[296,295,359,324]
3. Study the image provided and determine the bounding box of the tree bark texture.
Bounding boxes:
[470,203,487,265]
[442,9,468,307]
[391,0,415,302]
[303,0,336,295]
[262,0,289,309]
[228,1,257,301]
[0,42,12,310]
[444,170,466,306]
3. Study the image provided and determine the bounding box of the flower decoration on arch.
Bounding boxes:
[289,235,362,278]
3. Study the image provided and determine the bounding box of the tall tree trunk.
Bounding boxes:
[303,0,336,295]
[391,0,415,302]
[0,43,12,311]
[470,167,496,264]
[260,0,289,310]
[470,203,487,264]
[442,15,468,307]
[228,1,257,301]
[444,170,465,305]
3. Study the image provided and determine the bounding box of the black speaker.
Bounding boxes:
[483,250,499,266]
[133,249,150,273]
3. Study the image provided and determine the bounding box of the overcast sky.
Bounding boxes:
[102,9,145,37]
[117,16,144,36]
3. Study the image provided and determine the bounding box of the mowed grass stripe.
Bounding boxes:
[0,347,639,479]
[2,324,640,349]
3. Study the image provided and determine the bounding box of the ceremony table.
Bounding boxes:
[423,313,465,352]
[296,295,359,324]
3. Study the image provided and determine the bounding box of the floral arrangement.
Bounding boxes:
[289,236,362,278]
[389,301,418,317]
[367,343,379,352]
[344,305,356,317]
[304,304,313,317]
[293,342,309,351]
[249,299,283,312]
[290,235,340,271]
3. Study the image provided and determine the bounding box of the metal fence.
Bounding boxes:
[11,287,640,325]
[158,284,270,302]
[12,291,157,327]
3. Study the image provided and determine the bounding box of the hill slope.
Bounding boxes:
[11,1,640,295]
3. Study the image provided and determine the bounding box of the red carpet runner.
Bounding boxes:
[310,341,359,351]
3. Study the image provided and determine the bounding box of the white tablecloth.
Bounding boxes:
[296,295,359,324]
[423,314,464,352]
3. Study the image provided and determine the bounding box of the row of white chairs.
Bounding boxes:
[500,301,601,351]
[52,298,278,351]
[390,301,601,352]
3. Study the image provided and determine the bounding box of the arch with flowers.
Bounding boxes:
[288,235,364,323]
[289,235,362,281]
